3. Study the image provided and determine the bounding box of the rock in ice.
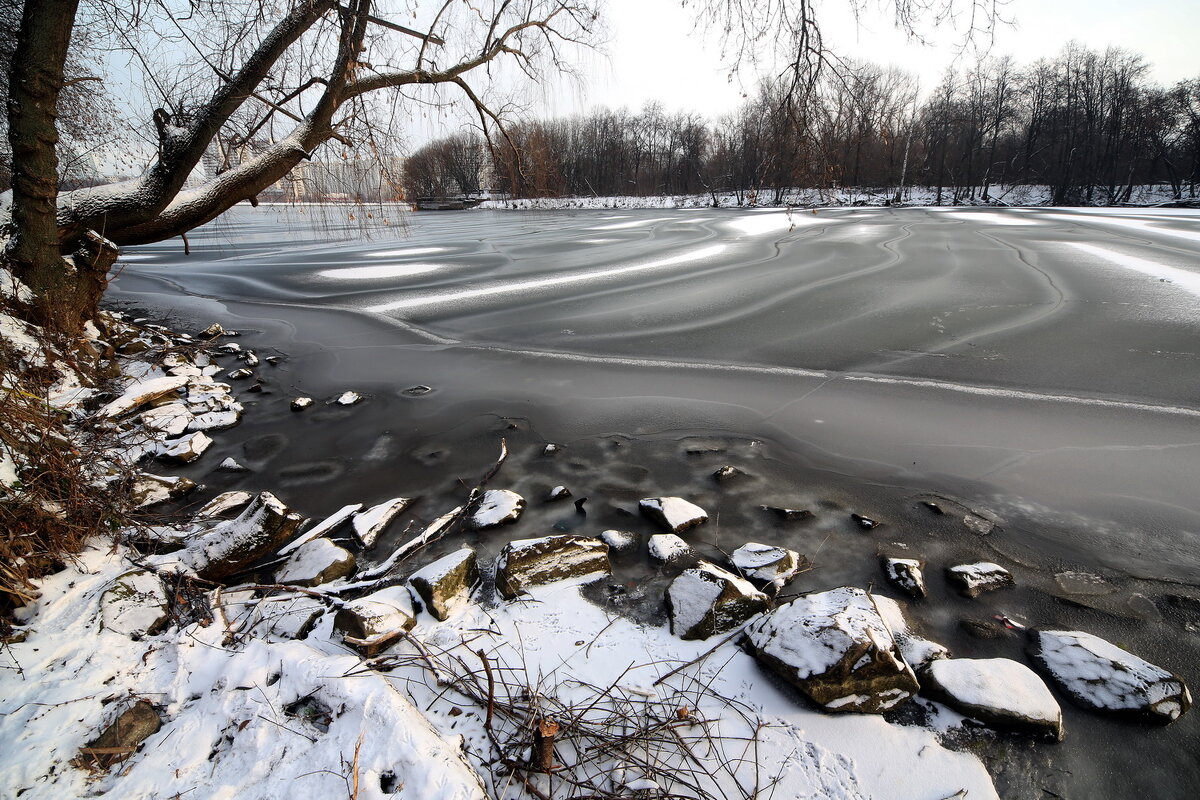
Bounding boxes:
[1029,629,1192,723]
[639,496,708,534]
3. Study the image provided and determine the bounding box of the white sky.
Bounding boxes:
[549,0,1200,118]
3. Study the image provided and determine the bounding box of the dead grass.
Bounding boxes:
[0,323,133,630]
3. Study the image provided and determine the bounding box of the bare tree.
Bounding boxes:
[4,0,599,331]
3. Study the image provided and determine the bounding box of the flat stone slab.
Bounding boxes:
[666,561,769,640]
[923,658,1063,740]
[639,497,708,534]
[195,491,254,519]
[1029,629,1192,723]
[495,535,610,599]
[352,497,412,548]
[745,586,920,714]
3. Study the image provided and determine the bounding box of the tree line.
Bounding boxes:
[404,44,1200,205]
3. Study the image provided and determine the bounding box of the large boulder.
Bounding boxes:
[730,543,804,587]
[186,492,305,580]
[334,585,417,655]
[666,561,770,640]
[408,547,479,620]
[275,538,356,587]
[639,496,708,534]
[100,569,170,638]
[1029,629,1192,723]
[495,536,610,599]
[744,586,920,713]
[922,658,1064,740]
[468,489,526,529]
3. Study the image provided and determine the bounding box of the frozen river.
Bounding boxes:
[110,204,1200,797]
[114,204,1200,582]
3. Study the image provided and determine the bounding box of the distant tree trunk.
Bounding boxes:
[4,0,81,331]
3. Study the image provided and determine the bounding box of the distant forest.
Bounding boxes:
[403,44,1200,206]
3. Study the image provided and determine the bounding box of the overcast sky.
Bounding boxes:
[548,0,1200,117]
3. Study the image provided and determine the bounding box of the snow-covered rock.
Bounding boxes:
[600,529,639,553]
[883,558,927,599]
[850,513,881,530]
[249,595,326,641]
[334,585,416,654]
[545,485,571,502]
[647,533,694,565]
[1029,629,1192,723]
[762,505,812,521]
[216,456,249,472]
[140,403,194,436]
[278,502,362,556]
[712,465,745,482]
[290,396,313,411]
[100,570,169,638]
[227,368,253,380]
[131,473,197,508]
[495,535,610,599]
[97,375,189,419]
[666,561,769,640]
[182,492,305,580]
[639,496,708,533]
[195,490,254,519]
[467,489,525,529]
[947,562,1014,598]
[745,586,920,713]
[731,542,804,586]
[352,497,412,547]
[408,548,479,620]
[157,431,212,463]
[923,658,1063,740]
[276,539,356,587]
[333,391,362,405]
[82,700,162,767]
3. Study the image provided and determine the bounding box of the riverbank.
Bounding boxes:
[476,184,1194,211]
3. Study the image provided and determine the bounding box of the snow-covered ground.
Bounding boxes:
[0,544,997,799]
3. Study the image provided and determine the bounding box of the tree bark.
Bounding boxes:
[4,0,80,330]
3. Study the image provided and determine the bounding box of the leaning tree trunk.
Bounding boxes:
[4,0,82,332]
